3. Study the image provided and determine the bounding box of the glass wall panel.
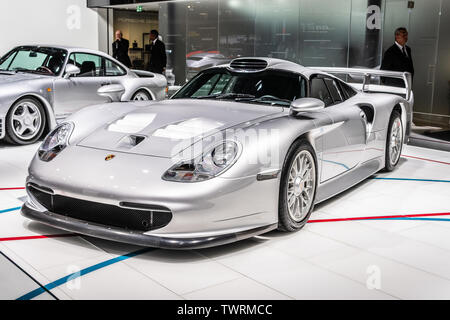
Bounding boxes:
[408,0,441,115]
[186,0,219,55]
[349,0,384,68]
[159,1,187,84]
[433,0,450,117]
[218,0,256,58]
[254,0,300,63]
[298,0,351,67]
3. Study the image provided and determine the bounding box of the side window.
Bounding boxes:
[324,78,344,104]
[299,77,307,99]
[104,58,126,76]
[310,77,333,107]
[70,53,102,77]
[340,81,357,99]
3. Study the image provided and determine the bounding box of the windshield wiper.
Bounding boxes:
[12,67,33,73]
[245,95,292,106]
[195,93,256,100]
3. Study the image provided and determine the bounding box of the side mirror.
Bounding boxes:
[97,84,125,102]
[64,64,80,79]
[290,98,325,115]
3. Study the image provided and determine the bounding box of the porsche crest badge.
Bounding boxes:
[105,154,116,161]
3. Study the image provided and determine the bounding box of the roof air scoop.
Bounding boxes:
[229,58,268,71]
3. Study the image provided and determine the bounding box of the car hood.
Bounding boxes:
[77,99,284,158]
[0,71,47,84]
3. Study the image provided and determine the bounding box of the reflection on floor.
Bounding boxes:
[0,141,449,300]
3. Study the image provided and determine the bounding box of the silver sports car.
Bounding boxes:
[186,52,231,81]
[0,45,167,145]
[21,58,413,249]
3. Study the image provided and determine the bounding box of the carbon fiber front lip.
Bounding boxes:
[21,203,277,250]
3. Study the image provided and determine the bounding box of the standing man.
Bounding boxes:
[381,27,414,86]
[147,30,167,74]
[112,30,132,68]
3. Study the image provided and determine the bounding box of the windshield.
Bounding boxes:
[172,68,307,107]
[0,46,67,76]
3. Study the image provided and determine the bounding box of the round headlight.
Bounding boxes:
[38,122,74,162]
[163,141,240,182]
[212,142,238,167]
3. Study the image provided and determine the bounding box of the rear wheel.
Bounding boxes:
[383,110,403,171]
[5,97,46,145]
[131,90,152,101]
[278,140,318,232]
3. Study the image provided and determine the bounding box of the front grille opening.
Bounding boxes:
[28,184,172,232]
[230,58,268,71]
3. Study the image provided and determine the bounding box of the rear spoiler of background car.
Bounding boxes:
[312,67,412,102]
[131,69,155,78]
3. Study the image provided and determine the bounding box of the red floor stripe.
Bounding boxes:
[401,154,450,165]
[0,234,77,242]
[0,213,449,241]
[308,212,450,223]
[0,187,25,191]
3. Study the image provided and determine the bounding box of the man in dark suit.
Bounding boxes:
[112,30,132,68]
[381,27,414,87]
[147,30,167,74]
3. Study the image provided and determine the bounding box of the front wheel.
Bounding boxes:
[383,110,403,171]
[4,98,46,145]
[131,90,152,101]
[278,140,318,232]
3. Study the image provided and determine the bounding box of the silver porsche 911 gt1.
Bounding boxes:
[21,58,413,249]
[0,45,167,145]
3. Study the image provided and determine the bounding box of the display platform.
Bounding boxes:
[0,141,449,300]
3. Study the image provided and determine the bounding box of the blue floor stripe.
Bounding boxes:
[370,177,450,183]
[0,207,21,214]
[17,247,154,300]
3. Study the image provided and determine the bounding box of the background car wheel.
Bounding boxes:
[383,110,403,172]
[278,139,318,232]
[4,97,46,145]
[131,90,152,101]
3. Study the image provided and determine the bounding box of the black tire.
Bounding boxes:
[4,97,46,145]
[383,110,403,172]
[278,139,318,232]
[131,90,152,101]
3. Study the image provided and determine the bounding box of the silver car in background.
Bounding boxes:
[0,45,167,145]
[186,52,231,81]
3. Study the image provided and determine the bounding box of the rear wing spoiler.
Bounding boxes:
[312,67,412,101]
[131,69,155,78]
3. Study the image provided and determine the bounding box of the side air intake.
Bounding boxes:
[230,59,268,71]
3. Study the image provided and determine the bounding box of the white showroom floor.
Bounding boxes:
[0,141,449,300]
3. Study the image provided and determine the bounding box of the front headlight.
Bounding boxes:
[163,141,240,182]
[38,122,74,162]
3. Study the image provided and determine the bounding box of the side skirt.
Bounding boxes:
[315,157,383,204]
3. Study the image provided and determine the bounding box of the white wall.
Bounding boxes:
[0,0,108,56]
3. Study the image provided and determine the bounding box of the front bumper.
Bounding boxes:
[21,202,277,249]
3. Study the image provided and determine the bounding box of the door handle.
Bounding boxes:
[101,82,110,86]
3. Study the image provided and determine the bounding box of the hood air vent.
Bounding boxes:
[230,58,268,71]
